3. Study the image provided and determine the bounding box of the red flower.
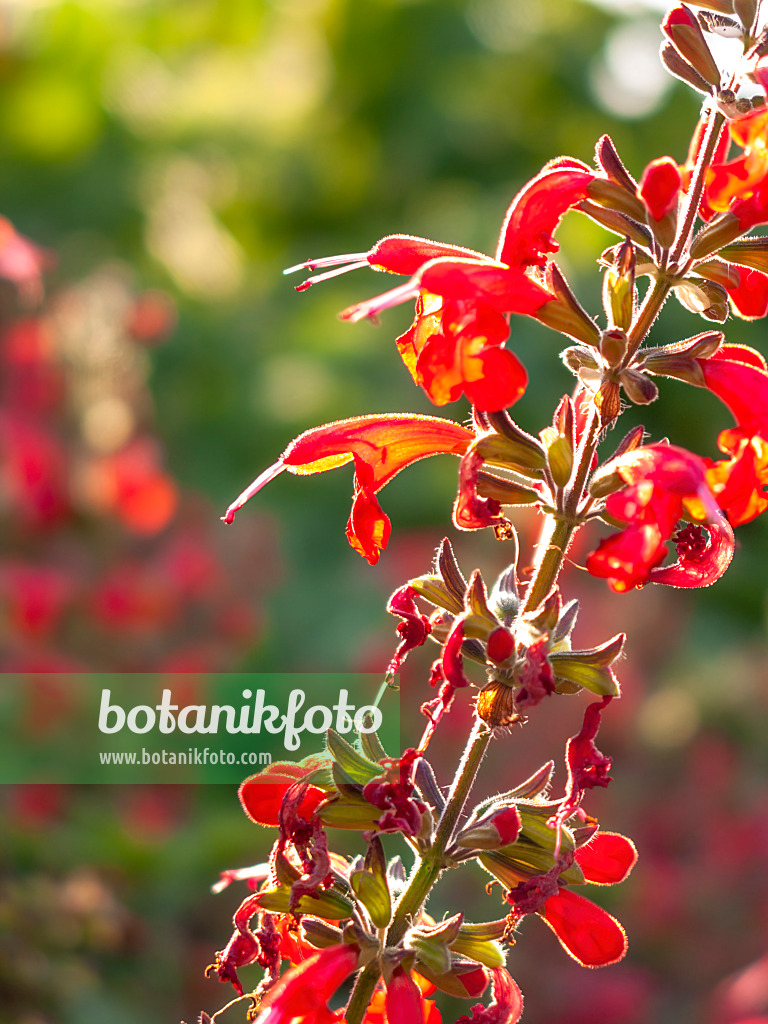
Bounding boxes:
[222,414,473,564]
[363,974,442,1024]
[704,108,768,232]
[287,160,594,411]
[0,216,54,303]
[586,443,734,593]
[454,967,523,1024]
[697,345,768,525]
[508,831,636,969]
[239,756,329,827]
[722,265,768,320]
[638,157,682,221]
[253,943,360,1024]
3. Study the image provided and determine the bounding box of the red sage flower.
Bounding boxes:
[286,160,595,411]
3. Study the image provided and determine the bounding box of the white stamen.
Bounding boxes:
[283,252,369,275]
[221,460,287,523]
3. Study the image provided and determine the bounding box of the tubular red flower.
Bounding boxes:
[253,943,360,1024]
[506,828,636,969]
[454,967,524,1024]
[287,160,593,410]
[722,266,768,320]
[574,831,638,885]
[239,757,329,827]
[638,157,683,221]
[222,414,473,562]
[495,158,595,267]
[586,443,733,592]
[704,109,768,231]
[698,346,768,525]
[386,968,428,1022]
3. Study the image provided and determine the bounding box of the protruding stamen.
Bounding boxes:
[340,281,421,323]
[293,260,371,292]
[283,252,369,275]
[221,460,287,524]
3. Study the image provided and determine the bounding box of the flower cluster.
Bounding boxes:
[206,4,768,1023]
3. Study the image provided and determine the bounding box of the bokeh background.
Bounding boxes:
[1,1,768,1023]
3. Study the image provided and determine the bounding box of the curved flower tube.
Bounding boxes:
[286,160,594,411]
[222,414,473,564]
[586,443,734,593]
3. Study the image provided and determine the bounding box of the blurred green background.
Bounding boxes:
[1,1,768,1023]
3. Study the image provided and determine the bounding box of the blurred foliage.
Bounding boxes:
[1,1,768,1023]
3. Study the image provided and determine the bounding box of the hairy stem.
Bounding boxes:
[670,104,726,266]
[344,720,492,1023]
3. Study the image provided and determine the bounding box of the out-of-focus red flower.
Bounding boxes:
[1,318,63,413]
[0,412,70,526]
[252,942,360,1024]
[0,216,55,303]
[586,443,734,593]
[287,160,594,411]
[80,438,178,535]
[90,561,179,633]
[126,289,176,344]
[705,108,768,232]
[222,414,473,564]
[697,345,768,525]
[0,562,75,637]
[238,756,329,827]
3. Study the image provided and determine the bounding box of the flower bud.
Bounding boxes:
[663,5,722,86]
[487,625,516,664]
[603,239,636,330]
[637,157,682,247]
[600,328,628,368]
[455,806,522,851]
[734,0,757,32]
[595,135,638,192]
[579,199,654,248]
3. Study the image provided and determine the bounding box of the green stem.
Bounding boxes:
[523,516,576,615]
[344,720,491,1024]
